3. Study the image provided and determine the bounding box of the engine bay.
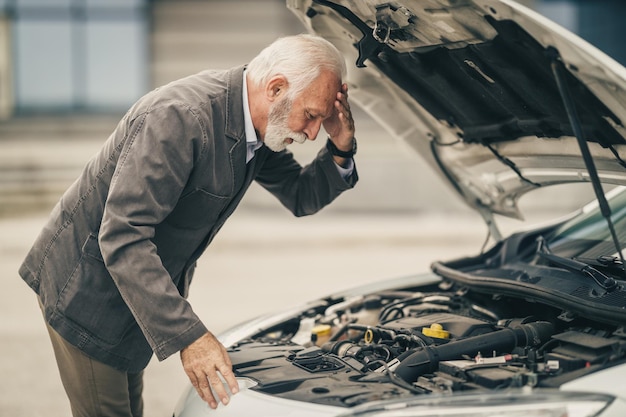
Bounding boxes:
[228,281,626,407]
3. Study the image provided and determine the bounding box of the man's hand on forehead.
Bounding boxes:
[324,83,355,148]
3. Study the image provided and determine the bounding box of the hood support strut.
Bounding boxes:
[548,47,626,276]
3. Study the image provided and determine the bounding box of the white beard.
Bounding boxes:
[264,96,308,152]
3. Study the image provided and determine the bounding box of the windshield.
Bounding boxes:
[547,187,626,264]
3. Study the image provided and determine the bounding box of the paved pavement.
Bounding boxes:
[0,111,492,416]
[0,103,492,416]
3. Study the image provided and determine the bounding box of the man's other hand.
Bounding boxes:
[180,332,239,409]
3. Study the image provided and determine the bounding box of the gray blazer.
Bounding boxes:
[19,66,357,372]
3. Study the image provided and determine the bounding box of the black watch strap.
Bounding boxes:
[326,137,357,158]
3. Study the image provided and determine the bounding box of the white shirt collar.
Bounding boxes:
[242,71,263,163]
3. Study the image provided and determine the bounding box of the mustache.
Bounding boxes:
[291,133,307,144]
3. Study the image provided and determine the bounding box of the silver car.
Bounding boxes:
[175,0,626,416]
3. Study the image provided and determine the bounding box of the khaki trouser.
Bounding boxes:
[44,315,144,417]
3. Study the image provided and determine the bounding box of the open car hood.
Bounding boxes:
[288,0,626,220]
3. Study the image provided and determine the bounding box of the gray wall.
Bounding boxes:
[1,0,148,114]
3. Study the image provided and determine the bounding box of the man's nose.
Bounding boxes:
[305,119,322,141]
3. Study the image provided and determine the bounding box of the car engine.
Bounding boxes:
[228,282,626,407]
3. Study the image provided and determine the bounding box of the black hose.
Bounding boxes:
[394,321,554,382]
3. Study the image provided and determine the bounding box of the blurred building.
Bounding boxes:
[0,0,149,117]
[0,0,302,119]
[0,0,624,119]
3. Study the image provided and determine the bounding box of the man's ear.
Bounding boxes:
[266,75,288,102]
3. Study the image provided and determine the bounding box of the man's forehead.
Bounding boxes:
[296,70,340,116]
[306,103,333,119]
[303,89,338,118]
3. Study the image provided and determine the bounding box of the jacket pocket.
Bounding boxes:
[164,189,229,230]
[56,234,136,345]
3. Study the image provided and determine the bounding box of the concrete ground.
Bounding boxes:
[0,97,498,416]
[0,108,494,416]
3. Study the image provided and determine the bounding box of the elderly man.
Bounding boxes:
[19,34,357,416]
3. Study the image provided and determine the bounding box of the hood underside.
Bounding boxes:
[288,0,626,218]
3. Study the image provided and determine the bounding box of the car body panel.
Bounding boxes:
[174,379,344,417]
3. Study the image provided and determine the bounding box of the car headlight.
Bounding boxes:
[341,389,613,417]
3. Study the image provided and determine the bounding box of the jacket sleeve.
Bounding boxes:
[98,103,209,361]
[254,145,358,217]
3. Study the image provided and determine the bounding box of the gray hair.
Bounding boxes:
[246,34,347,100]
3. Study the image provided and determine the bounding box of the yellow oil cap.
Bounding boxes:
[312,324,332,346]
[312,324,332,337]
[422,323,450,339]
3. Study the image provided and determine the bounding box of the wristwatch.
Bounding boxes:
[326,136,357,158]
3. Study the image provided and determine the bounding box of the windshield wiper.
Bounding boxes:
[576,255,624,275]
[537,237,618,291]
